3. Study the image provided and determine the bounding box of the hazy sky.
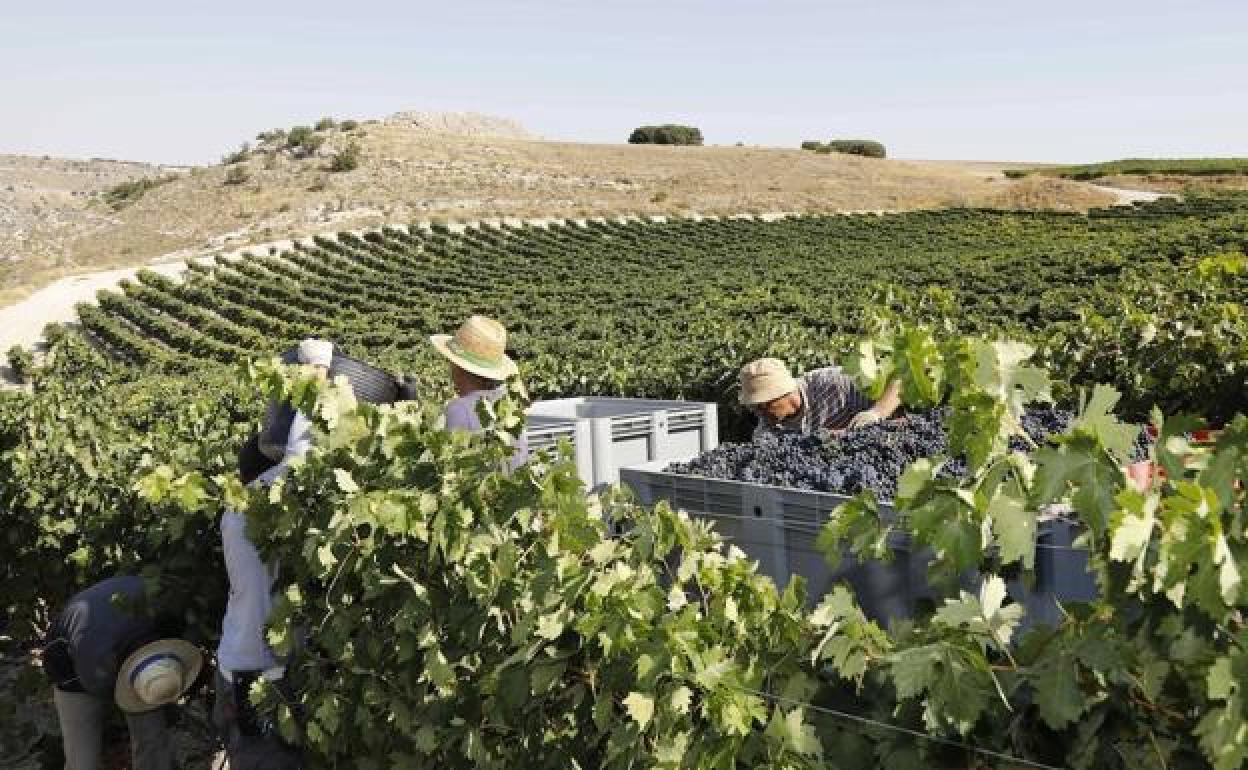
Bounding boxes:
[4,1,1246,165]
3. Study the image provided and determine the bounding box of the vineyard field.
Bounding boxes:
[4,194,1248,770]
[56,194,1248,431]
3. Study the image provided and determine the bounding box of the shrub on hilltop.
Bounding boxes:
[628,124,704,146]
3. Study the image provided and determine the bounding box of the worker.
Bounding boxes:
[430,315,529,469]
[214,338,332,759]
[739,357,901,439]
[42,575,204,770]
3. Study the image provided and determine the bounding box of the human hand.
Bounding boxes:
[846,410,882,430]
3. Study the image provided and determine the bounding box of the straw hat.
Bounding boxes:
[297,338,334,368]
[114,639,203,713]
[739,358,798,405]
[430,316,518,381]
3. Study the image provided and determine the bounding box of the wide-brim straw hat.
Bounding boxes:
[114,639,203,713]
[430,315,519,382]
[739,357,798,405]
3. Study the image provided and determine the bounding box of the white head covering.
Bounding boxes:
[297,338,334,368]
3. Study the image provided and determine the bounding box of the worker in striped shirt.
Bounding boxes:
[740,358,901,440]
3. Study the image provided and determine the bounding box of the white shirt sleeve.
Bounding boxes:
[218,411,314,678]
[217,510,282,678]
[255,411,313,486]
[284,411,313,458]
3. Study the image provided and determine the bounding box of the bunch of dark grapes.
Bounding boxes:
[668,431,831,489]
[667,407,1152,500]
[1013,408,1152,462]
[817,410,949,500]
[1015,408,1074,450]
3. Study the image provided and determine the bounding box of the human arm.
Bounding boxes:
[218,512,282,678]
[254,411,313,486]
[752,415,775,443]
[847,379,902,429]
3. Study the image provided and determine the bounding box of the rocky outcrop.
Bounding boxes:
[384,111,534,139]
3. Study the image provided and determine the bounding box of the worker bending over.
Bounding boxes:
[739,357,900,439]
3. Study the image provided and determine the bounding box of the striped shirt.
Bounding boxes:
[754,366,872,439]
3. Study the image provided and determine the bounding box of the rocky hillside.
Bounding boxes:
[0,154,174,268]
[0,111,1116,303]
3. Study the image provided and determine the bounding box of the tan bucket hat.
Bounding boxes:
[430,315,519,381]
[739,358,798,405]
[114,639,203,713]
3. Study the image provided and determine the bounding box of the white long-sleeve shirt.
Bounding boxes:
[216,412,312,680]
[445,388,530,471]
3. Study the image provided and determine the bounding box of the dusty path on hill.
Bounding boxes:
[910,160,1176,207]
[1093,184,1172,205]
[0,261,190,358]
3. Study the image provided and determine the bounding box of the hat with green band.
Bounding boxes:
[430,315,519,381]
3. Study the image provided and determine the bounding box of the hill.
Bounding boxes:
[1004,157,1248,196]
[0,112,1118,304]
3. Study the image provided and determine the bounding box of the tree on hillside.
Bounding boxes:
[286,126,325,158]
[329,141,363,172]
[801,139,887,158]
[628,125,704,146]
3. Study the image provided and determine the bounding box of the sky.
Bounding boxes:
[3,0,1246,165]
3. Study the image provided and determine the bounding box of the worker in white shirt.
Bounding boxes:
[430,315,529,469]
[212,338,332,757]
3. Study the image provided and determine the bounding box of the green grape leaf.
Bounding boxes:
[1030,649,1088,730]
[623,692,655,729]
[334,468,359,493]
[988,488,1035,569]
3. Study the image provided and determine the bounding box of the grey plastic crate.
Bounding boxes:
[526,398,718,491]
[1023,517,1099,627]
[621,461,926,623]
[620,462,1092,628]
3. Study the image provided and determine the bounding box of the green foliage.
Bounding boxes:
[801,140,887,158]
[0,334,249,655]
[222,142,251,165]
[827,140,887,159]
[826,318,1248,769]
[52,196,1248,438]
[1038,252,1248,423]
[328,141,362,172]
[1015,157,1248,180]
[339,119,360,132]
[286,126,325,157]
[8,313,1248,768]
[628,125,704,146]
[314,116,337,131]
[135,362,824,768]
[100,174,176,209]
[224,164,251,186]
[6,344,33,383]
